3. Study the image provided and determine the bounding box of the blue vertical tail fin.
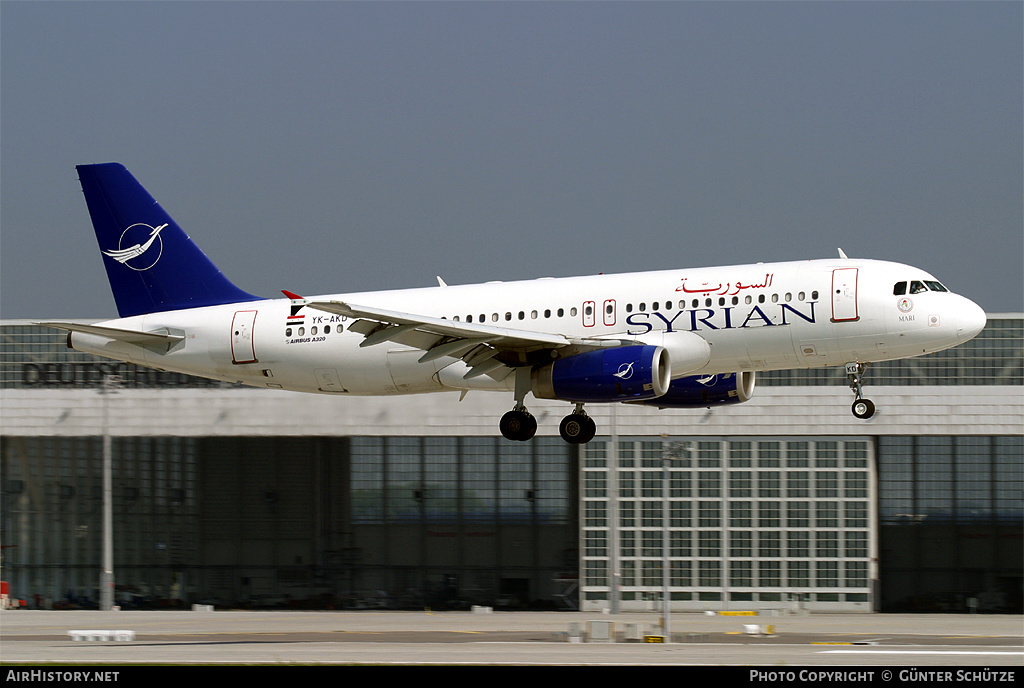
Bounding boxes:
[77,163,259,317]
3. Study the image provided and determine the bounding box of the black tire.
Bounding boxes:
[500,410,537,441]
[560,413,597,444]
[852,398,875,419]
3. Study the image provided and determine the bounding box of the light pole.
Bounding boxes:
[99,374,119,611]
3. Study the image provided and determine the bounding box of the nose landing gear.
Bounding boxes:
[846,362,875,419]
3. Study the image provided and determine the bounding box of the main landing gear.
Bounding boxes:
[846,362,875,419]
[501,367,540,442]
[499,369,597,444]
[499,406,537,442]
[499,404,597,444]
[559,404,596,444]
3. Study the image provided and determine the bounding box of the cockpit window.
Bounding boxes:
[896,279,949,296]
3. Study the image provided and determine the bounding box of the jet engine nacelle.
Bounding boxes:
[638,371,756,408]
[532,345,670,403]
[634,330,711,378]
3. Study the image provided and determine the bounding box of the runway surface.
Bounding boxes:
[1,609,1021,666]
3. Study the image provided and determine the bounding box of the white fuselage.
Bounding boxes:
[69,258,986,399]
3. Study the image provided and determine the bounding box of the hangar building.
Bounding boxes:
[1,315,1021,612]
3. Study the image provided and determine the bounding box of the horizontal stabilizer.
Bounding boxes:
[37,322,184,345]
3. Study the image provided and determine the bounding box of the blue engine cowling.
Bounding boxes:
[532,345,670,403]
[637,371,755,408]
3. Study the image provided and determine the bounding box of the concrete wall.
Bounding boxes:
[3,384,1020,438]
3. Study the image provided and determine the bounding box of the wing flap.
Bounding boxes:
[308,300,635,389]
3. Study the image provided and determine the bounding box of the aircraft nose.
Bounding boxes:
[957,299,987,343]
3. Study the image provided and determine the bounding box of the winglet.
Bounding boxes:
[838,248,849,259]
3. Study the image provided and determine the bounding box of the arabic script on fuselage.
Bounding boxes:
[676,273,774,296]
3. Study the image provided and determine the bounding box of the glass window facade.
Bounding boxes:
[1,435,199,607]
[2,435,575,609]
[581,437,877,611]
[350,436,569,525]
[2,323,226,389]
[877,436,1023,612]
[758,317,1023,387]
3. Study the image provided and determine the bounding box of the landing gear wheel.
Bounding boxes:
[559,413,596,444]
[845,362,875,420]
[500,409,537,441]
[851,398,875,419]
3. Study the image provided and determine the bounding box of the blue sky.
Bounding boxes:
[2,1,1021,318]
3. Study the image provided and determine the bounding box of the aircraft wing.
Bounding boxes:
[307,300,624,379]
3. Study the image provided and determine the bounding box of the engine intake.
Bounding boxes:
[532,345,670,403]
[638,371,755,408]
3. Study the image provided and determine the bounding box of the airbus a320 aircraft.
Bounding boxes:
[41,163,987,444]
